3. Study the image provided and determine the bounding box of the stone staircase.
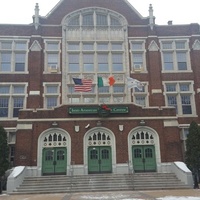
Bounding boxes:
[10,173,191,194]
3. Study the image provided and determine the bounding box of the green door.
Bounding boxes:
[132,145,156,172]
[88,146,112,174]
[42,147,67,175]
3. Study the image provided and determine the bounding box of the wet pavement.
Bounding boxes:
[0,189,200,200]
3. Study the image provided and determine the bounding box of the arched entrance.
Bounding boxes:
[38,128,71,175]
[84,127,116,174]
[128,127,161,173]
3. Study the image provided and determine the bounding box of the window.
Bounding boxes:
[163,53,173,70]
[82,13,93,26]
[83,54,94,72]
[45,41,60,73]
[0,40,28,73]
[0,84,26,118]
[98,54,108,72]
[1,53,11,72]
[130,41,145,72]
[133,84,148,107]
[112,53,123,71]
[97,43,108,50]
[68,43,79,50]
[65,9,126,104]
[164,82,195,115]
[161,40,189,71]
[96,14,107,26]
[69,54,79,72]
[44,84,60,108]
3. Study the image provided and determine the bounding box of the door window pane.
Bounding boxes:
[134,149,142,158]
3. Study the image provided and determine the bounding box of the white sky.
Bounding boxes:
[0,0,200,25]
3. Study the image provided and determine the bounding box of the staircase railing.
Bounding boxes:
[69,161,75,193]
[127,160,134,190]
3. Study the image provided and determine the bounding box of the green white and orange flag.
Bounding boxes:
[98,76,115,87]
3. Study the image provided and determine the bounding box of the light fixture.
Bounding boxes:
[119,125,124,131]
[139,120,145,126]
[52,121,58,127]
[75,125,79,133]
[97,121,102,127]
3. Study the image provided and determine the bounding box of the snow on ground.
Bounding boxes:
[158,197,200,200]
[74,194,200,200]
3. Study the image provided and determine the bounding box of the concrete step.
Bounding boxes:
[10,172,191,194]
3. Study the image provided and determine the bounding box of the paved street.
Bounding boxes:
[0,189,200,200]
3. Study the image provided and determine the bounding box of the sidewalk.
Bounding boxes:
[0,189,200,200]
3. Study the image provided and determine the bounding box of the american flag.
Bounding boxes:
[73,78,92,92]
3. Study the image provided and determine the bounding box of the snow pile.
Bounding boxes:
[11,166,25,177]
[174,161,191,172]
[157,197,200,200]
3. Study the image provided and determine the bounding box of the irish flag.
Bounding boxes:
[98,76,115,87]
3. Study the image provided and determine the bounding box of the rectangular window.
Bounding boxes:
[13,97,24,117]
[177,52,187,70]
[98,54,108,72]
[131,41,146,72]
[167,95,177,113]
[0,97,9,117]
[161,40,189,71]
[132,42,143,50]
[166,84,176,92]
[135,96,146,106]
[69,54,79,72]
[0,86,10,94]
[175,41,186,49]
[113,96,123,103]
[0,40,27,73]
[47,97,57,108]
[162,42,172,49]
[82,14,93,26]
[97,43,108,51]
[96,14,107,26]
[68,43,79,50]
[83,54,94,72]
[83,43,93,51]
[164,82,194,115]
[112,43,122,50]
[47,53,58,66]
[83,97,95,103]
[133,53,143,70]
[45,84,59,108]
[163,52,173,70]
[113,85,124,93]
[1,53,11,72]
[47,43,59,51]
[15,42,27,50]
[13,86,25,94]
[15,53,25,71]
[112,53,123,71]
[1,42,12,49]
[98,86,109,93]
[181,95,192,114]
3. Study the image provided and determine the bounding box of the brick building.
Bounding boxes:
[0,0,200,176]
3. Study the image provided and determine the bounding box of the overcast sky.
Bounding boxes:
[0,0,199,25]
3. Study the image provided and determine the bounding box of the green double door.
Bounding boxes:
[42,147,67,175]
[132,145,156,172]
[88,146,112,174]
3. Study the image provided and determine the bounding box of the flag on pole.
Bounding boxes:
[127,77,144,91]
[73,78,92,92]
[98,76,115,87]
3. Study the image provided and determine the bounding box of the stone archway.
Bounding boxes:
[83,127,116,174]
[37,128,71,175]
[128,127,161,172]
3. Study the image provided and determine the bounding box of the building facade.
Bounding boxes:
[0,0,200,176]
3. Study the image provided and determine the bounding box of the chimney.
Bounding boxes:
[168,21,173,25]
